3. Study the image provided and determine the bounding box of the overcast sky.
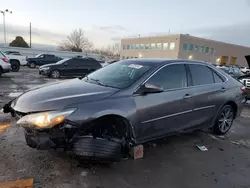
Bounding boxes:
[0,0,250,48]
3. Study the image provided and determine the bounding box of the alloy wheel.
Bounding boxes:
[51,70,60,79]
[218,106,234,133]
[30,63,36,68]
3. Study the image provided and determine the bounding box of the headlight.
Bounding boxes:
[41,67,50,70]
[17,108,76,129]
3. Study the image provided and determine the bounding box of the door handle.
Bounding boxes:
[220,87,227,92]
[183,94,192,100]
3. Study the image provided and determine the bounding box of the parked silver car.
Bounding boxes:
[0,50,11,77]
[3,59,247,162]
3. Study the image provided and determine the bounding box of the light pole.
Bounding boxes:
[0,9,12,45]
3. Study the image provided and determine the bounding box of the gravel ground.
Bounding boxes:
[1,67,250,188]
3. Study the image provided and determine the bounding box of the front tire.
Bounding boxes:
[72,137,122,163]
[213,105,235,135]
[50,70,60,79]
[29,62,36,68]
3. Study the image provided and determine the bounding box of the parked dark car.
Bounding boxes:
[27,54,62,68]
[3,59,246,162]
[217,66,250,99]
[38,57,102,78]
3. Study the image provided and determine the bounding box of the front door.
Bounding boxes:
[134,63,195,142]
[62,59,79,76]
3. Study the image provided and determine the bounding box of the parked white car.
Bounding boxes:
[240,67,250,74]
[3,51,28,72]
[0,51,11,77]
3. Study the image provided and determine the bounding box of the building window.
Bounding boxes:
[145,44,150,50]
[136,44,140,50]
[131,44,135,50]
[123,45,126,50]
[183,44,188,50]
[127,45,130,50]
[157,43,162,50]
[210,48,214,54]
[140,44,145,50]
[163,43,168,50]
[205,47,209,53]
[188,44,194,51]
[151,43,156,49]
[199,46,205,53]
[169,42,175,50]
[194,45,199,52]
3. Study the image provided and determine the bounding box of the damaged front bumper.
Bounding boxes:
[2,100,80,150]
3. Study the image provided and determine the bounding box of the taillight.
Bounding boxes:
[241,86,247,93]
[2,58,8,63]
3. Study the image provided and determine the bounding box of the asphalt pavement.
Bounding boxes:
[1,67,250,188]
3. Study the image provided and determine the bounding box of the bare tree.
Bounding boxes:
[59,29,94,52]
[104,43,121,59]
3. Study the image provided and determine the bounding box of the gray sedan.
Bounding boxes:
[3,59,247,162]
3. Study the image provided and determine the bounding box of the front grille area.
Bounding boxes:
[241,79,250,88]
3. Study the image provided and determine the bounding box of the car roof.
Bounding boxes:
[120,58,209,67]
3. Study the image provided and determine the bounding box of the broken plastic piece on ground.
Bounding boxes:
[196,145,208,151]
[0,178,33,188]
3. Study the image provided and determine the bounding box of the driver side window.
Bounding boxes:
[147,64,187,90]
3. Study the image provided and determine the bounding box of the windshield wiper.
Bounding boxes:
[89,78,110,87]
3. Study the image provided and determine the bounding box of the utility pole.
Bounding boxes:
[29,22,32,48]
[0,9,12,45]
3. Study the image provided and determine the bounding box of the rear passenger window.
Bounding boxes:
[188,64,214,86]
[212,71,224,83]
[148,64,187,90]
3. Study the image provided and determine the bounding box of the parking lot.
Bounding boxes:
[1,67,250,188]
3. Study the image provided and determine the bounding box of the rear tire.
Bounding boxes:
[10,60,20,72]
[213,105,235,135]
[72,137,122,163]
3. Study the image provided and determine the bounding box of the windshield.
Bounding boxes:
[85,61,152,89]
[55,58,70,64]
[35,54,43,58]
[219,67,244,76]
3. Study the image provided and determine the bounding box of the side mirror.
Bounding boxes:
[139,83,163,94]
[64,63,68,66]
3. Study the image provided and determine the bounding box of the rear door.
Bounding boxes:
[186,63,226,128]
[78,59,101,76]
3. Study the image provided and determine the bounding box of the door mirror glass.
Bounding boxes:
[139,83,163,94]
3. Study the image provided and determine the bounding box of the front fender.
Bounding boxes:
[65,96,140,137]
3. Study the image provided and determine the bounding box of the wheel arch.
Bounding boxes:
[87,112,136,143]
[9,59,20,65]
[223,101,238,118]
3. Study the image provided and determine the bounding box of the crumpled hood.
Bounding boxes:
[11,79,118,113]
